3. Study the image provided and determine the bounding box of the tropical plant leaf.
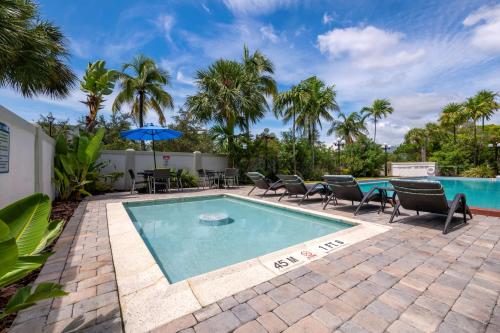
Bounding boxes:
[32,220,64,255]
[0,218,12,241]
[77,135,89,164]
[59,155,75,177]
[86,128,105,162]
[0,283,67,319]
[0,254,50,288]
[0,194,50,256]
[55,134,68,155]
[0,219,18,278]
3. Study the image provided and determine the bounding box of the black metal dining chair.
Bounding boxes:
[128,169,150,194]
[153,169,171,193]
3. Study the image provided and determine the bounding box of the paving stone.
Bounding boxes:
[46,305,73,324]
[414,295,450,317]
[291,275,321,292]
[97,280,117,295]
[452,295,494,323]
[368,271,399,289]
[234,320,267,333]
[193,311,241,333]
[351,309,390,333]
[231,303,258,323]
[152,314,196,333]
[400,304,444,332]
[194,303,222,321]
[218,296,239,311]
[323,298,357,321]
[299,289,329,308]
[356,280,386,297]
[285,316,330,333]
[338,287,375,310]
[234,288,258,303]
[254,281,274,294]
[274,298,315,325]
[248,294,278,315]
[311,307,342,330]
[378,288,416,311]
[314,283,343,299]
[286,265,312,280]
[257,312,288,333]
[339,320,371,333]
[386,320,425,333]
[268,283,303,304]
[270,274,292,287]
[72,291,118,316]
[52,286,97,308]
[444,311,486,333]
[365,300,400,322]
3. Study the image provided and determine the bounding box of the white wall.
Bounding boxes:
[390,162,437,177]
[0,105,55,207]
[98,149,228,190]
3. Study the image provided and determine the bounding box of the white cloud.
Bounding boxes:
[322,12,333,25]
[260,24,279,43]
[176,69,195,86]
[463,4,500,53]
[317,26,426,69]
[156,14,175,42]
[222,0,296,15]
[202,3,210,13]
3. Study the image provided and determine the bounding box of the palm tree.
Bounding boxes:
[361,99,394,143]
[475,90,499,131]
[241,46,277,141]
[273,85,306,174]
[295,76,338,171]
[463,95,483,165]
[327,112,367,144]
[186,59,246,166]
[113,55,174,149]
[439,103,466,143]
[0,0,76,97]
[406,128,428,162]
[80,60,118,132]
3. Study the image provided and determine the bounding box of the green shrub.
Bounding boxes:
[461,165,495,178]
[0,194,67,319]
[54,128,106,200]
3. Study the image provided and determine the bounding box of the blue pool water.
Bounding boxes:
[124,195,352,283]
[359,177,500,209]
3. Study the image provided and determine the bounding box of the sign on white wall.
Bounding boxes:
[0,122,9,173]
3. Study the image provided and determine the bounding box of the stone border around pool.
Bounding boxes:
[107,193,391,332]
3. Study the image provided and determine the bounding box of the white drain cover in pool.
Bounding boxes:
[199,213,230,226]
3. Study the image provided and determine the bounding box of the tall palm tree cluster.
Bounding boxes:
[186,46,277,166]
[438,90,499,165]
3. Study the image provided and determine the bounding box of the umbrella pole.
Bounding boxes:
[152,139,157,169]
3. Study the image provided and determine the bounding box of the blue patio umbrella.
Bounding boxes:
[120,125,182,169]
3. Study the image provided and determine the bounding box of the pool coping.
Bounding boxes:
[107,192,391,332]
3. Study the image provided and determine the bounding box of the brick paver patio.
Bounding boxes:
[9,187,500,333]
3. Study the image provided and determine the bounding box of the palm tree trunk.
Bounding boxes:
[292,111,297,174]
[474,120,478,166]
[139,91,145,151]
[373,118,377,143]
[453,125,456,143]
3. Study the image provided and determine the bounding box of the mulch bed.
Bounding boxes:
[0,200,80,332]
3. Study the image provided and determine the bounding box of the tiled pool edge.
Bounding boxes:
[107,193,391,332]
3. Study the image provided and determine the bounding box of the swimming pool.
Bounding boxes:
[359,177,500,209]
[124,195,353,283]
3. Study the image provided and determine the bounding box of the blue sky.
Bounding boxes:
[1,0,500,145]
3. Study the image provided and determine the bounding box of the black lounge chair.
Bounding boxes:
[246,172,285,196]
[322,175,385,215]
[278,175,331,205]
[389,179,472,234]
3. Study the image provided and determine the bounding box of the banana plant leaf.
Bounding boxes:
[0,194,50,256]
[0,253,50,288]
[0,219,18,278]
[0,282,67,319]
[32,220,64,255]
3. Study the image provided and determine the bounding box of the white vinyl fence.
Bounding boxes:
[0,105,55,207]
[98,150,228,190]
[389,162,437,177]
